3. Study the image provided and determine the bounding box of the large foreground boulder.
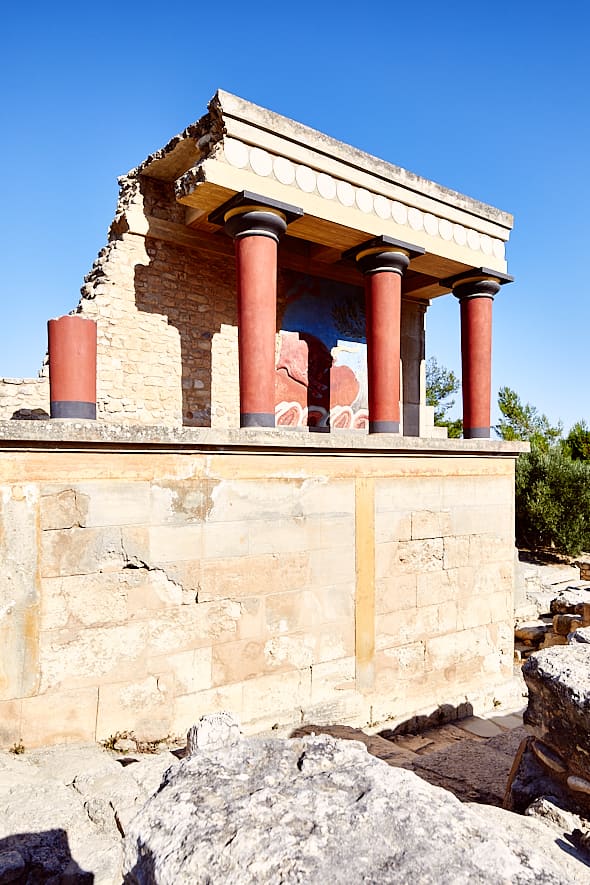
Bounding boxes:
[122,734,577,884]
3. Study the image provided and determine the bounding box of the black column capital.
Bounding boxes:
[209,190,303,243]
[442,267,513,301]
[343,235,425,276]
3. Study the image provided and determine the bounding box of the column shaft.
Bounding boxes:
[445,268,512,441]
[344,235,423,435]
[460,295,493,438]
[210,192,303,429]
[235,235,278,427]
[365,271,402,433]
[48,315,97,419]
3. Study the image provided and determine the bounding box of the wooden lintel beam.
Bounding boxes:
[140,216,364,288]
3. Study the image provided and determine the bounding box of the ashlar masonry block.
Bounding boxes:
[0,485,40,700]
[20,687,98,747]
[411,509,452,540]
[95,675,175,743]
[41,526,126,578]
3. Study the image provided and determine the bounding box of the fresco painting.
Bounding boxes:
[275,272,368,429]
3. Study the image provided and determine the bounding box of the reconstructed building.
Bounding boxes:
[0,92,525,747]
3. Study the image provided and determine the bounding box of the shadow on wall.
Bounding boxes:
[0,830,94,882]
[133,180,237,427]
[132,178,370,429]
[380,702,475,736]
[290,702,475,753]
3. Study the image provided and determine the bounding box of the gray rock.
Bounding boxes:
[24,742,122,787]
[0,848,26,884]
[525,795,589,839]
[0,744,183,883]
[0,778,119,884]
[523,644,590,790]
[122,734,575,884]
[572,627,590,644]
[473,803,590,883]
[550,585,590,615]
[122,751,179,798]
[186,712,241,756]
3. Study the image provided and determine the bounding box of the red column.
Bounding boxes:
[347,237,424,434]
[453,277,501,439]
[364,267,403,433]
[211,193,303,428]
[234,234,279,427]
[48,315,97,419]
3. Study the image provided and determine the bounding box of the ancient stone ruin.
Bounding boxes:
[507,641,590,823]
[0,91,526,750]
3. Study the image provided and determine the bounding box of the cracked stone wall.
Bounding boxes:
[0,447,516,748]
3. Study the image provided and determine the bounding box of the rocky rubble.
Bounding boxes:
[507,643,590,823]
[3,709,590,883]
[514,560,590,657]
[0,743,178,884]
[122,731,584,884]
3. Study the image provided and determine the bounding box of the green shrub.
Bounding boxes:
[516,447,590,555]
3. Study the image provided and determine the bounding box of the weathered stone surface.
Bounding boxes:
[1,443,520,749]
[411,739,515,805]
[0,743,181,883]
[515,621,549,643]
[0,752,120,884]
[474,802,590,883]
[550,585,590,615]
[186,712,240,756]
[0,485,40,700]
[122,734,572,883]
[572,626,590,644]
[523,645,590,785]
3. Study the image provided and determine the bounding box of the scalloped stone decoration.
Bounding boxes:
[220,138,508,259]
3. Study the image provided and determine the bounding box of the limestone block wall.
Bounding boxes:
[78,177,226,426]
[0,375,50,421]
[0,437,517,748]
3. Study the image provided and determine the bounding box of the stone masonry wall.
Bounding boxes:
[0,445,516,748]
[0,374,50,421]
[78,176,216,425]
[0,174,433,431]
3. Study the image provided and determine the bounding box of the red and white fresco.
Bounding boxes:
[275,273,368,430]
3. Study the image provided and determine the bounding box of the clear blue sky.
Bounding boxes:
[1,0,588,431]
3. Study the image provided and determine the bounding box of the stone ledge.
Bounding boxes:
[0,420,529,457]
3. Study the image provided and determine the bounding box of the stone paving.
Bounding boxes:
[293,706,528,807]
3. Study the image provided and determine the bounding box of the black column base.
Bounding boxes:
[369,420,400,434]
[50,401,96,419]
[463,426,491,439]
[240,412,275,428]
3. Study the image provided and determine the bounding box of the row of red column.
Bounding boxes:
[211,191,512,438]
[47,189,511,438]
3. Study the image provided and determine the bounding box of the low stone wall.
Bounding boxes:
[0,423,524,748]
